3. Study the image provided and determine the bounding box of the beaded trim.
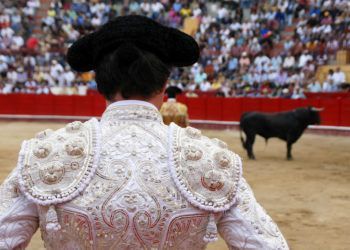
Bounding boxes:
[167,123,242,213]
[18,118,101,206]
[101,105,163,123]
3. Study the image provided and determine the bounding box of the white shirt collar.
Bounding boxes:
[107,100,158,110]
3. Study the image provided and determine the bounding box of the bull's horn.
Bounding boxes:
[311,107,324,112]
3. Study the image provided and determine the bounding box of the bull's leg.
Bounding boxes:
[286,142,293,160]
[246,133,256,160]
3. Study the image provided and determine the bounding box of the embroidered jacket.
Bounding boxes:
[0,101,288,250]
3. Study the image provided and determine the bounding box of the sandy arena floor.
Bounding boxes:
[0,121,349,250]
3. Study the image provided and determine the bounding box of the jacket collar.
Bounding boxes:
[101,100,163,123]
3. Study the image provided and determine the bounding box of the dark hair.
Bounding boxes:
[95,43,171,101]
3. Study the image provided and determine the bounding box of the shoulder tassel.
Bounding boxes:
[46,205,61,232]
[203,213,218,243]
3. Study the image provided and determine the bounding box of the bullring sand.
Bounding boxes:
[0,121,349,250]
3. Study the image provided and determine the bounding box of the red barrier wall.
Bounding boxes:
[0,94,349,126]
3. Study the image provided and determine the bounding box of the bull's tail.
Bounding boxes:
[239,127,246,149]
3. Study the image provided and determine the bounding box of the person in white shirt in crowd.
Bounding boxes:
[89,2,99,15]
[260,70,269,83]
[151,0,164,18]
[323,79,338,92]
[229,20,241,31]
[23,4,36,17]
[291,86,306,99]
[333,67,346,86]
[322,24,332,35]
[307,79,322,93]
[298,50,313,69]
[326,37,339,56]
[217,4,229,21]
[0,54,9,63]
[63,66,76,87]
[129,1,141,14]
[316,53,328,65]
[11,34,24,50]
[276,69,288,86]
[200,80,212,91]
[16,67,28,84]
[241,21,253,37]
[266,8,276,21]
[252,70,262,84]
[50,60,64,84]
[6,68,17,85]
[27,0,40,10]
[296,23,306,41]
[254,53,271,70]
[191,63,201,76]
[264,62,275,73]
[36,82,50,95]
[271,55,283,70]
[268,69,278,83]
[2,83,13,94]
[192,5,202,17]
[250,9,258,22]
[140,0,151,15]
[283,52,296,69]
[186,81,198,91]
[77,82,88,96]
[1,26,14,38]
[194,69,208,85]
[244,69,254,85]
[63,24,80,42]
[56,70,66,87]
[278,0,288,13]
[91,14,102,28]
[249,37,262,56]
[24,77,37,93]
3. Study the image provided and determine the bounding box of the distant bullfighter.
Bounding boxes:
[240,107,322,160]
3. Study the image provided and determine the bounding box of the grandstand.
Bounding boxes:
[0,0,350,126]
[1,2,350,250]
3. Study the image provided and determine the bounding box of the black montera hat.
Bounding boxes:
[67,15,200,72]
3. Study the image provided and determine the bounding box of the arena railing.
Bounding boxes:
[0,94,349,128]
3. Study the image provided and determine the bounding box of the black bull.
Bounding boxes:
[240,107,322,160]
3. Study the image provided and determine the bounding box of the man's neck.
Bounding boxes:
[108,93,164,110]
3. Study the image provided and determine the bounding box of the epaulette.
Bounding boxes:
[168,123,242,213]
[17,118,100,206]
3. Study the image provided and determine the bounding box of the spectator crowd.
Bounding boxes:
[0,0,349,98]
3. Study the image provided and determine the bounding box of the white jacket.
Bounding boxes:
[0,101,288,250]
